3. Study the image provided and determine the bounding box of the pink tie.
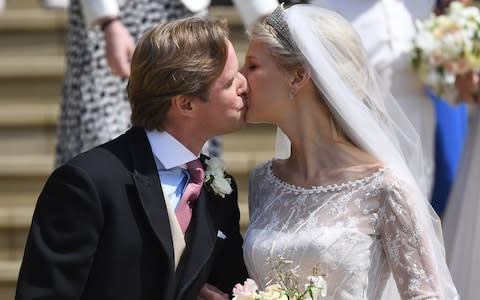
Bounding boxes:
[175,159,204,233]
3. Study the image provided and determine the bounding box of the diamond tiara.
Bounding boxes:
[265,4,295,49]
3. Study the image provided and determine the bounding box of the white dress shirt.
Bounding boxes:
[145,130,199,210]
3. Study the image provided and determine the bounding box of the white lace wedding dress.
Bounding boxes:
[244,161,443,299]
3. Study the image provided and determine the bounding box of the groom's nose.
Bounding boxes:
[237,72,248,95]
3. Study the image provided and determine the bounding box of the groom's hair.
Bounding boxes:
[127,16,230,131]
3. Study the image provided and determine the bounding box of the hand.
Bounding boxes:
[197,283,229,300]
[435,0,473,15]
[103,19,135,78]
[455,71,480,104]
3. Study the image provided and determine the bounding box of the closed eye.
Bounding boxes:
[224,78,234,88]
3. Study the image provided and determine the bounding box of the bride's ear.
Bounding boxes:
[290,67,310,92]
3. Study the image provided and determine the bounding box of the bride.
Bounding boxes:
[240,4,458,299]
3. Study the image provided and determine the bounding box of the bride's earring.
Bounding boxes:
[289,88,296,101]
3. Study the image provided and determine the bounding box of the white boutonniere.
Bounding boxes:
[204,157,233,198]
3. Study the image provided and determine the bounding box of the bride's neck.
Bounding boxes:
[278,95,378,182]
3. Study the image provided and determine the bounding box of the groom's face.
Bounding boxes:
[195,40,248,135]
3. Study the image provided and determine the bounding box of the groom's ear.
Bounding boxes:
[171,94,195,116]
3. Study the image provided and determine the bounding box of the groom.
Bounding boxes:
[15,17,248,300]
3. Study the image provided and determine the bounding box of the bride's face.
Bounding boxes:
[240,40,291,124]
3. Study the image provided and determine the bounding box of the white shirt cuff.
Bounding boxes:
[81,0,120,28]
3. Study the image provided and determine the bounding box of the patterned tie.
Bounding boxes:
[175,159,204,233]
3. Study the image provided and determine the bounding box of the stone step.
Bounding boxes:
[0,101,58,128]
[0,260,20,300]
[0,77,62,103]
[0,190,42,207]
[0,154,53,178]
[0,207,31,261]
[4,0,44,10]
[0,207,33,229]
[0,6,241,29]
[223,124,276,152]
[0,128,56,156]
[0,7,242,30]
[0,8,248,58]
[0,30,65,57]
[0,56,64,79]
[0,259,20,300]
[0,260,19,283]
[0,9,66,56]
[0,9,67,31]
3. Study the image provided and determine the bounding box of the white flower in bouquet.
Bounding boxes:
[232,256,327,300]
[412,2,480,104]
[305,275,328,299]
[232,278,260,300]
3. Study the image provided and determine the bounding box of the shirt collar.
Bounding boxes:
[145,130,198,170]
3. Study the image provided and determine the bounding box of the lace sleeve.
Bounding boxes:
[380,176,441,300]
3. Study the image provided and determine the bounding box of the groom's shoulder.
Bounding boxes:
[61,128,142,176]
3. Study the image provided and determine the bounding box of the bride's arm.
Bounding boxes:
[379,176,456,299]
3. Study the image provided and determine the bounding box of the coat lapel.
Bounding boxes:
[127,127,175,270]
[175,156,219,298]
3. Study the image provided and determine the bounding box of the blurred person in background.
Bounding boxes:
[42,0,69,9]
[428,0,473,219]
[443,51,480,300]
[55,0,223,167]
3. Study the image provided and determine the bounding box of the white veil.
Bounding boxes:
[269,4,458,299]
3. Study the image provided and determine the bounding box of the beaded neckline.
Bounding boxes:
[266,160,385,193]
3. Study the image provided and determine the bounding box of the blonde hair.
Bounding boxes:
[127,17,229,131]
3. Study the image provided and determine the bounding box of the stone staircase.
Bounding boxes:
[0,2,275,298]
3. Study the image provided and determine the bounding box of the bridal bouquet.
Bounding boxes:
[232,256,327,300]
[411,2,480,103]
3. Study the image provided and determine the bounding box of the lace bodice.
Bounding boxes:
[243,161,442,300]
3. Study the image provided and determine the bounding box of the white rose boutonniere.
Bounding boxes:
[204,157,233,198]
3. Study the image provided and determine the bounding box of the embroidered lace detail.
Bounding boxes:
[266,160,385,193]
[244,162,443,299]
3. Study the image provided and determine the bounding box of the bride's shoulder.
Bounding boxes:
[376,168,402,190]
[376,168,422,200]
[250,160,273,179]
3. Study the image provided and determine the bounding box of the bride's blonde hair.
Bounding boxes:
[248,7,371,143]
